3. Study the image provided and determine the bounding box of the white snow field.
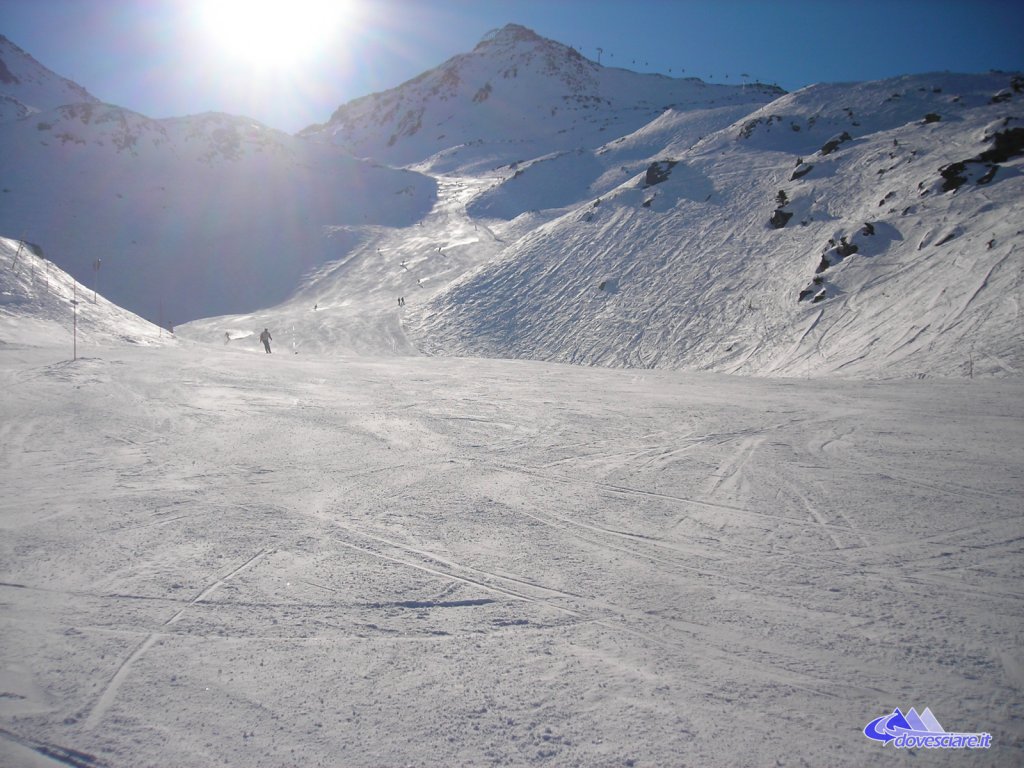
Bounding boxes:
[2,259,1023,766]
[2,23,1023,768]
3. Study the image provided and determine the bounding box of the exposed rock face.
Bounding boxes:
[790,162,813,180]
[0,57,16,85]
[770,209,793,229]
[835,237,859,257]
[939,127,1024,192]
[820,131,852,155]
[644,160,677,186]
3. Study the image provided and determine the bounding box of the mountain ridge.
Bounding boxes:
[302,22,783,171]
[0,34,99,121]
[1,26,1021,378]
[0,50,438,324]
[404,70,1023,377]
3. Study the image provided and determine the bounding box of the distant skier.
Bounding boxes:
[259,328,272,354]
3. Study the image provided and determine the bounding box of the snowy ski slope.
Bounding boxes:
[2,239,1023,767]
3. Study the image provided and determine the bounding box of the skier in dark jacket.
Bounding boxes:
[259,328,272,354]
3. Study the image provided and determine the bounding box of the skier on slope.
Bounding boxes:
[259,328,272,354]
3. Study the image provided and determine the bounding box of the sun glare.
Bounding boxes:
[198,0,349,69]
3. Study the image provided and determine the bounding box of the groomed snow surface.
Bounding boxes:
[2,336,1022,766]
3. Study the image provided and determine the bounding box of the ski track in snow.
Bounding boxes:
[82,548,273,731]
[1,342,1022,767]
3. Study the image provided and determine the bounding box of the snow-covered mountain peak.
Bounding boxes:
[305,24,782,170]
[470,21,597,85]
[475,22,547,48]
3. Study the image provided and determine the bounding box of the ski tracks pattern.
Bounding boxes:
[82,548,272,731]
[322,515,868,701]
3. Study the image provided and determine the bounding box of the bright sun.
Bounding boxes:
[198,0,349,69]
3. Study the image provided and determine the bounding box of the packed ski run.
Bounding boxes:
[179,174,507,357]
[1,237,1022,765]
[2,340,1022,767]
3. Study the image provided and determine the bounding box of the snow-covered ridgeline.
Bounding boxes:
[0,236,167,348]
[1,25,1021,378]
[406,73,1024,377]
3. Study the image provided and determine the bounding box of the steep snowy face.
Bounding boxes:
[0,236,166,347]
[304,23,783,169]
[0,35,99,122]
[0,101,438,324]
[408,71,1024,378]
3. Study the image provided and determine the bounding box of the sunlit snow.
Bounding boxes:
[2,241,1022,767]
[2,22,1023,768]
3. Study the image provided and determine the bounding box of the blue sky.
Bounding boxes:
[2,0,1022,133]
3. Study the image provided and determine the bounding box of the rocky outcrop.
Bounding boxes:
[770,209,793,229]
[790,161,813,180]
[937,126,1024,193]
[644,160,677,186]
[799,228,871,301]
[835,236,859,258]
[819,131,852,156]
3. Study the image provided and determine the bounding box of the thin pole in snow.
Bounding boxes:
[11,237,25,272]
[72,280,78,361]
